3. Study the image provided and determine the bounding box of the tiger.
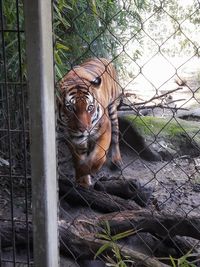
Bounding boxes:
[58,58,122,187]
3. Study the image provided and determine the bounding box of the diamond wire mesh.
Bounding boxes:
[56,1,200,266]
[0,0,200,267]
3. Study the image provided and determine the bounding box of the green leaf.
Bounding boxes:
[105,221,111,235]
[112,229,136,241]
[112,243,121,261]
[90,0,98,15]
[54,51,62,65]
[94,242,111,259]
[169,255,177,267]
[100,220,111,236]
[55,64,65,81]
[95,233,111,241]
[56,42,70,51]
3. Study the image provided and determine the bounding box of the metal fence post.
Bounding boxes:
[24,1,59,267]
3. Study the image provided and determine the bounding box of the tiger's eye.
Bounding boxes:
[88,105,94,111]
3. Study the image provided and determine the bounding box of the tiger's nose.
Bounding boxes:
[77,123,89,132]
[78,126,86,132]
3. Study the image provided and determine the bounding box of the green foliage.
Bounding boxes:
[95,223,199,267]
[1,0,199,82]
[169,251,198,267]
[1,0,146,82]
[144,0,200,57]
[0,0,25,82]
[94,221,136,267]
[125,115,200,138]
[53,0,146,80]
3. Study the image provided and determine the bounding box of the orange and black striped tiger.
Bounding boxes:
[58,58,122,187]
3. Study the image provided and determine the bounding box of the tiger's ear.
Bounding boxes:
[91,77,101,86]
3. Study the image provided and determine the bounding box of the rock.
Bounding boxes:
[177,108,200,121]
[118,116,162,162]
[119,115,200,160]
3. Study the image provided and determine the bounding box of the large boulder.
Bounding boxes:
[119,115,200,160]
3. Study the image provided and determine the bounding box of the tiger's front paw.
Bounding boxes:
[76,175,92,188]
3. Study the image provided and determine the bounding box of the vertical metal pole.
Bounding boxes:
[24,1,59,267]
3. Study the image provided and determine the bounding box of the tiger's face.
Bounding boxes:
[63,87,102,135]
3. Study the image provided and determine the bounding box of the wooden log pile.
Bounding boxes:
[1,177,200,266]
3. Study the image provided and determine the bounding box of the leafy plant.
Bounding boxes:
[53,0,146,81]
[0,0,150,82]
[94,221,137,267]
[0,0,25,82]
[169,251,198,267]
[2,0,199,82]
[95,222,200,267]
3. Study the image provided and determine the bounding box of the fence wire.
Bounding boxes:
[56,1,200,267]
[0,0,200,267]
[0,0,32,266]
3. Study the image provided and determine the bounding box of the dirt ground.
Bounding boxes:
[58,132,200,216]
[56,123,200,266]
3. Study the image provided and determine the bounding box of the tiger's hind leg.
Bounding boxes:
[108,103,122,170]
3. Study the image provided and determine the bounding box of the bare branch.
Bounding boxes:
[118,87,186,112]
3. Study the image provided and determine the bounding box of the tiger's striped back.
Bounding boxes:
[60,58,119,107]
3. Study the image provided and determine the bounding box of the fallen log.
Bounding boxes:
[97,210,200,240]
[59,210,200,266]
[59,219,170,267]
[94,176,153,207]
[0,220,170,267]
[59,179,141,212]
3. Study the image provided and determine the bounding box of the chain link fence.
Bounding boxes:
[1,0,200,266]
[57,1,200,266]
